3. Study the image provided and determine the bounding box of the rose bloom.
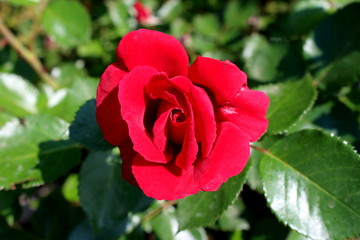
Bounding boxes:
[96,29,269,200]
[133,2,158,26]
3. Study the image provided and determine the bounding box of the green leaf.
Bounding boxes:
[4,0,40,6]
[0,73,39,116]
[70,99,113,151]
[177,163,250,230]
[311,2,360,93]
[285,1,330,35]
[0,112,15,128]
[62,174,80,203]
[193,14,220,38]
[38,140,81,182]
[151,206,207,240]
[286,231,312,240]
[242,34,287,82]
[106,0,131,37]
[41,0,91,48]
[158,0,183,22]
[51,63,87,88]
[224,0,257,29]
[259,130,360,240]
[42,77,98,122]
[247,135,283,193]
[0,115,69,189]
[316,51,360,93]
[257,75,317,134]
[79,151,152,233]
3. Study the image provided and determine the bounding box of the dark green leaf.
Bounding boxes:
[259,130,360,239]
[79,151,152,233]
[257,75,317,134]
[70,99,113,151]
[177,163,250,230]
[41,0,91,48]
[0,73,39,116]
[38,140,81,182]
[314,3,360,62]
[0,115,68,189]
[316,51,360,93]
[0,191,17,211]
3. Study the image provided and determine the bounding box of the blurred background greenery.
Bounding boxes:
[0,0,359,239]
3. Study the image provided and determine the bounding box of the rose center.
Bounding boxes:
[171,109,186,123]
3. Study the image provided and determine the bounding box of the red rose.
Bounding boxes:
[133,2,158,26]
[96,29,269,200]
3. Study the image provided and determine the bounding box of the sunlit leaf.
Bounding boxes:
[0,115,69,189]
[41,0,91,48]
[257,75,317,134]
[0,73,39,116]
[259,130,360,240]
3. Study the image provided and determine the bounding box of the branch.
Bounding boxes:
[0,18,59,90]
[250,144,271,154]
[142,200,177,223]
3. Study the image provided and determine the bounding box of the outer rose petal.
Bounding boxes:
[188,56,247,104]
[195,122,250,191]
[119,141,138,186]
[118,66,169,163]
[96,63,129,146]
[216,90,269,142]
[117,29,189,78]
[132,154,199,200]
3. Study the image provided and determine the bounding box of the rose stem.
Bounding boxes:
[142,200,177,223]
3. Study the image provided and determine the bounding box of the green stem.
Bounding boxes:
[0,18,59,90]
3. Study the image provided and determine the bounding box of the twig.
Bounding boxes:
[0,18,59,90]
[142,200,177,223]
[251,144,270,154]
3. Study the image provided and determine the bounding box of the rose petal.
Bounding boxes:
[191,86,217,158]
[117,29,189,78]
[119,141,138,186]
[96,63,129,146]
[216,90,269,141]
[188,56,247,104]
[132,154,199,200]
[173,97,198,169]
[118,66,169,163]
[152,104,171,152]
[195,122,250,191]
[159,75,217,158]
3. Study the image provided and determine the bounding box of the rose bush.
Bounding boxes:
[96,29,269,200]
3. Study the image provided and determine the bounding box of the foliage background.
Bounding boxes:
[0,0,359,239]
